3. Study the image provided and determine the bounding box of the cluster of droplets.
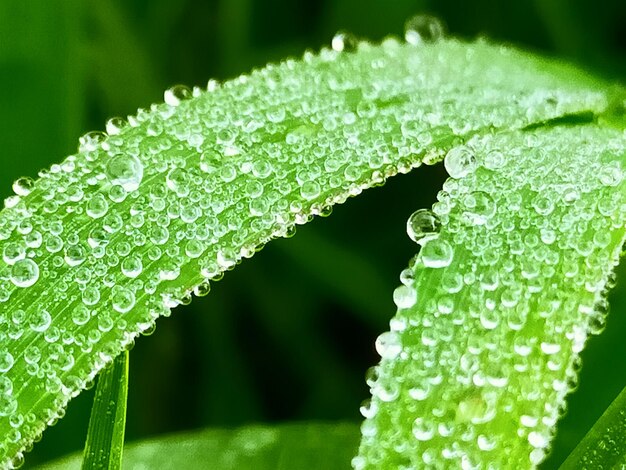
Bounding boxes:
[355,124,626,469]
[0,16,614,468]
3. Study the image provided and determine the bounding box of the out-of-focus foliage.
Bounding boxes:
[0,1,623,468]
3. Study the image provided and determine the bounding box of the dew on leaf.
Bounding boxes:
[421,238,454,268]
[444,146,478,179]
[105,155,144,192]
[406,209,441,245]
[404,14,446,45]
[10,259,39,288]
[164,85,192,107]
[331,31,358,53]
[12,177,34,197]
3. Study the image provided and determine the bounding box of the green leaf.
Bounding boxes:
[559,382,626,468]
[81,350,129,470]
[0,34,619,466]
[355,123,626,468]
[38,422,360,470]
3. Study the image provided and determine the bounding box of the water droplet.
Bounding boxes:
[3,242,25,265]
[86,193,109,219]
[483,150,505,170]
[444,146,478,179]
[412,417,435,441]
[65,244,86,267]
[421,239,454,268]
[0,350,14,373]
[404,14,445,45]
[407,209,441,244]
[331,31,358,52]
[121,256,143,278]
[393,285,417,309]
[10,259,39,287]
[463,191,496,225]
[112,286,136,313]
[12,177,35,196]
[300,181,321,200]
[164,85,191,107]
[105,117,127,135]
[29,309,52,332]
[106,155,144,192]
[528,431,550,449]
[375,331,402,359]
[79,131,107,152]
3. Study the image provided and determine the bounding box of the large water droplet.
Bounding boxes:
[105,117,127,135]
[407,209,441,244]
[421,239,454,268]
[29,309,52,332]
[106,155,144,192]
[444,146,478,179]
[12,177,35,197]
[112,286,136,313]
[164,85,191,107]
[393,285,417,309]
[300,181,321,200]
[404,14,445,45]
[375,331,403,360]
[86,193,109,219]
[10,259,39,287]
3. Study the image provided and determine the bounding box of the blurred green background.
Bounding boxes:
[0,0,624,468]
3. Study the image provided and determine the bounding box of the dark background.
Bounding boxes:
[0,0,624,468]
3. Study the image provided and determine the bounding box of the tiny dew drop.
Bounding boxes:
[463,191,496,225]
[121,256,143,278]
[375,331,402,359]
[12,177,35,197]
[393,285,417,309]
[29,309,52,333]
[412,417,435,441]
[79,131,107,152]
[106,154,144,192]
[300,181,321,200]
[483,149,505,170]
[193,282,211,297]
[10,259,39,288]
[404,14,445,45]
[421,238,454,268]
[112,286,136,313]
[331,30,358,52]
[105,117,127,135]
[407,209,441,245]
[164,85,192,107]
[86,193,109,219]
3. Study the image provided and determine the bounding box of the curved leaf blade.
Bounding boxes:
[355,124,626,468]
[0,37,616,466]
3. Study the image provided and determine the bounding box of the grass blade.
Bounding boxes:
[81,351,129,470]
[355,124,626,468]
[559,383,626,469]
[39,422,359,470]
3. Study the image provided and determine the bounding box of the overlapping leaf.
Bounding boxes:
[356,124,626,468]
